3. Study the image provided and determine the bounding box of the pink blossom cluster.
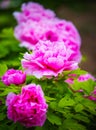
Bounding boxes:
[14,18,81,52]
[1,69,26,86]
[13,2,82,78]
[2,2,91,128]
[66,73,95,84]
[88,87,96,101]
[13,2,55,23]
[65,73,96,101]
[1,68,48,127]
[14,2,81,63]
[78,73,95,82]
[21,40,79,78]
[6,84,48,127]
[1,2,96,128]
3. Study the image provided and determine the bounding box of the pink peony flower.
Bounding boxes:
[14,2,81,63]
[14,19,59,50]
[14,18,81,51]
[88,95,96,101]
[66,73,95,84]
[21,40,78,78]
[6,84,48,127]
[88,87,96,101]
[1,69,26,86]
[65,73,95,94]
[13,2,55,23]
[78,73,95,82]
[14,17,81,63]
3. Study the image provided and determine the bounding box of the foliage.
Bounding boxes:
[0,28,27,68]
[0,56,96,130]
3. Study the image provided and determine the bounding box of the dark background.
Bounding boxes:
[0,0,96,76]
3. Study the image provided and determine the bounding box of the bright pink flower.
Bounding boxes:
[88,95,96,101]
[14,18,81,63]
[13,2,55,23]
[1,69,26,86]
[14,19,81,50]
[78,73,95,82]
[21,40,78,78]
[6,84,48,127]
[66,73,95,84]
[65,73,95,94]
[88,87,96,101]
[65,78,74,84]
[13,2,81,64]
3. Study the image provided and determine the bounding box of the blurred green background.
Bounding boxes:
[0,0,96,75]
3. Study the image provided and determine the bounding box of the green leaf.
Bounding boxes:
[0,85,20,97]
[70,68,87,75]
[0,113,6,121]
[0,81,6,89]
[26,75,33,84]
[8,123,17,130]
[16,123,24,130]
[74,104,84,112]
[74,93,84,102]
[53,80,69,94]
[63,110,73,119]
[49,101,57,110]
[62,119,86,130]
[0,44,9,58]
[0,28,14,38]
[35,127,45,130]
[0,28,27,68]
[58,95,75,108]
[47,113,62,125]
[73,114,90,123]
[81,98,96,115]
[45,96,56,103]
[71,79,95,94]
[0,124,10,130]
[0,63,7,76]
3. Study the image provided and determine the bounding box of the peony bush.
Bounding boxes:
[1,69,26,86]
[6,84,48,128]
[21,40,79,78]
[0,2,96,130]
